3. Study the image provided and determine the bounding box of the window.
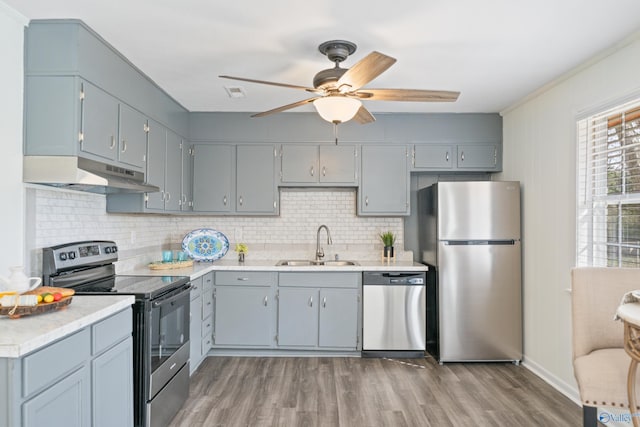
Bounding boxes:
[577,98,640,267]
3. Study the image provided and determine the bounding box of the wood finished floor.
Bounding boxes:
[169,356,582,427]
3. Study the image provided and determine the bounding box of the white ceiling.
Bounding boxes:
[6,0,640,115]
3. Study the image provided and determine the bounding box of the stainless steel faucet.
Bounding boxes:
[316,225,333,261]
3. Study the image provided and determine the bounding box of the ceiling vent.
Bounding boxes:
[224,86,246,98]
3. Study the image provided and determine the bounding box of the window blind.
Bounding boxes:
[577,99,640,267]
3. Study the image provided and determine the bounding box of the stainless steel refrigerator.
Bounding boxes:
[418,181,522,363]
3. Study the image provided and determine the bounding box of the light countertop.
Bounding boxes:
[127,259,428,280]
[0,295,134,358]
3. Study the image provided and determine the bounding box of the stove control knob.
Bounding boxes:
[59,252,68,261]
[112,246,118,253]
[68,251,76,260]
[105,247,112,254]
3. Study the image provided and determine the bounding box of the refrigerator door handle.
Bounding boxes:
[444,239,516,246]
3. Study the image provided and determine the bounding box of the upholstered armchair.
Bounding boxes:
[572,267,640,427]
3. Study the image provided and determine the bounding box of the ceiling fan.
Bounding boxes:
[219,40,460,125]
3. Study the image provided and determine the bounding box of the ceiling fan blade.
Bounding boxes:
[336,52,396,92]
[219,75,320,93]
[251,97,319,118]
[353,105,376,124]
[355,88,460,102]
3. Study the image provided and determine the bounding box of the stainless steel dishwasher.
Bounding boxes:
[362,271,426,358]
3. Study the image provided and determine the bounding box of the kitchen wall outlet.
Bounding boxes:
[130,230,136,244]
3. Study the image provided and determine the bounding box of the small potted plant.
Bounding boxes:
[379,231,396,259]
[235,243,248,263]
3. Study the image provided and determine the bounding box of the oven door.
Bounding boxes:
[149,283,190,400]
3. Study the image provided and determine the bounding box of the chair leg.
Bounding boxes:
[583,405,597,427]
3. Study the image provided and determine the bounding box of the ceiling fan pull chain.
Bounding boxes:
[333,121,339,145]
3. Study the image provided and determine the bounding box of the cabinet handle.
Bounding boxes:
[310,166,314,177]
[122,140,127,153]
[239,196,243,206]
[109,136,116,150]
[322,297,326,308]
[308,296,313,307]
[322,166,326,177]
[264,296,268,306]
[160,191,165,201]
[461,151,465,162]
[365,196,369,206]
[237,277,249,281]
[165,192,171,202]
[494,147,497,166]
[181,194,187,205]
[223,195,227,206]
[446,151,449,162]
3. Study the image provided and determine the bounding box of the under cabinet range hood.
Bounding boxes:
[23,156,160,194]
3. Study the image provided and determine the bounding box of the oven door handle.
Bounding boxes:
[152,284,192,307]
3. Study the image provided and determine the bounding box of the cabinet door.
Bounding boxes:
[118,103,147,169]
[145,119,166,210]
[278,288,318,347]
[189,293,203,375]
[192,144,233,212]
[81,81,118,162]
[319,288,359,348]
[22,366,90,427]
[413,144,453,170]
[181,143,193,211]
[320,145,357,184]
[214,286,272,346]
[164,131,183,211]
[280,145,318,184]
[236,144,277,214]
[92,338,134,427]
[457,144,498,170]
[359,145,409,215]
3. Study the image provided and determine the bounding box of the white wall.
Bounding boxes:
[499,32,640,400]
[0,3,27,276]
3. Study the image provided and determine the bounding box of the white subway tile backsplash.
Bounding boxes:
[26,186,409,274]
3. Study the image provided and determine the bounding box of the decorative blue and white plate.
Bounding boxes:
[182,228,229,261]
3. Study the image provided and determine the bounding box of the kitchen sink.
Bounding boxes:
[276,260,359,267]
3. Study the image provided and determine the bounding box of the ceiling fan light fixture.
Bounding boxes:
[313,96,362,123]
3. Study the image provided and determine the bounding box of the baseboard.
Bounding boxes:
[522,357,581,406]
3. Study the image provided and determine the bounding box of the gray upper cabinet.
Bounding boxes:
[280,144,357,186]
[457,144,500,170]
[117,103,147,169]
[106,123,187,213]
[237,145,278,214]
[192,144,234,213]
[412,144,453,170]
[359,145,410,216]
[412,143,501,172]
[80,81,119,162]
[192,144,278,215]
[181,144,193,211]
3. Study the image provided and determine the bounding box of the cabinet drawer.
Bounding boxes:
[201,334,213,355]
[215,271,274,286]
[22,328,91,398]
[279,272,360,288]
[202,291,214,320]
[203,273,214,291]
[92,308,132,355]
[201,316,213,339]
[190,277,203,300]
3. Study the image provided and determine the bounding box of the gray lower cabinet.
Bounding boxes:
[189,272,214,375]
[280,144,357,186]
[359,145,410,216]
[192,144,278,215]
[0,307,133,427]
[213,272,276,347]
[277,272,361,350]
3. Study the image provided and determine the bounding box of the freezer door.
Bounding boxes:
[438,241,522,361]
[437,181,520,240]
